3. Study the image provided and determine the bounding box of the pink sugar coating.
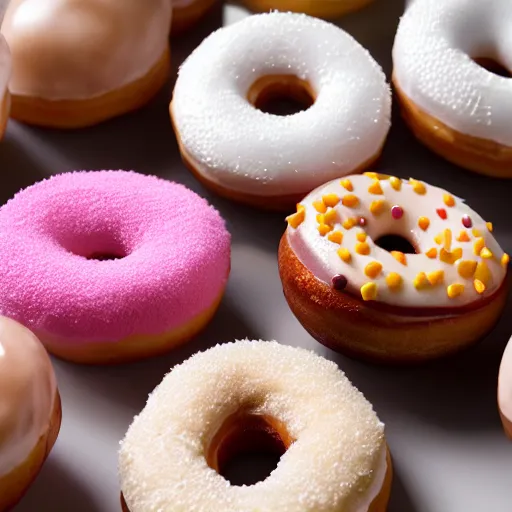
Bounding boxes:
[0,171,231,343]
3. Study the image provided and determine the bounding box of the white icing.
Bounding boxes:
[1,0,171,100]
[287,174,507,307]
[0,316,57,477]
[498,335,512,426]
[393,0,512,146]
[119,340,387,512]
[172,12,391,197]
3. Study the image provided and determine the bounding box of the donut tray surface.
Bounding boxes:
[6,1,511,511]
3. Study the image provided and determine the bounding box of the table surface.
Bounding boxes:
[6,1,511,511]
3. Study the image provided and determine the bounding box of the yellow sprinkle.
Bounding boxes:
[356,232,367,243]
[434,233,443,245]
[502,253,510,267]
[409,178,426,195]
[447,283,465,299]
[340,179,353,191]
[338,248,352,263]
[443,193,455,207]
[425,247,437,259]
[486,222,493,232]
[316,213,325,224]
[368,180,383,195]
[443,228,452,252]
[472,228,481,237]
[414,272,430,290]
[361,282,378,301]
[389,176,402,191]
[342,194,360,208]
[342,217,357,230]
[365,261,383,279]
[474,237,485,256]
[355,242,370,255]
[457,260,477,279]
[480,247,493,259]
[457,230,470,242]
[439,247,463,265]
[322,194,340,208]
[364,172,380,180]
[328,231,343,244]
[427,270,444,286]
[318,224,333,236]
[386,272,403,291]
[418,217,430,231]
[324,209,337,225]
[313,200,327,214]
[370,200,387,216]
[474,279,486,294]
[475,261,491,286]
[286,206,305,229]
[391,251,407,266]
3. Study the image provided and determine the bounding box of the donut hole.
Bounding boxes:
[57,231,129,261]
[374,234,417,254]
[247,75,315,116]
[473,57,511,78]
[207,412,294,486]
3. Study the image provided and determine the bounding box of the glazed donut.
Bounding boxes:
[0,34,10,139]
[171,12,391,210]
[0,171,231,364]
[279,173,509,363]
[242,0,374,19]
[119,340,392,512]
[393,0,512,178]
[0,316,61,511]
[498,334,512,438]
[1,0,171,128]
[172,0,217,35]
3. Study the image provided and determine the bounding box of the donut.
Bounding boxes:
[1,0,171,128]
[0,34,10,139]
[0,316,61,511]
[171,12,391,211]
[119,340,392,512]
[498,334,512,438]
[171,0,218,35]
[393,0,512,178]
[279,173,509,363]
[0,171,231,364]
[242,0,374,19]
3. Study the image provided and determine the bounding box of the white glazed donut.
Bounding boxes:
[0,34,10,138]
[119,340,392,512]
[393,0,512,178]
[279,173,509,363]
[1,0,172,128]
[171,12,391,210]
[498,335,512,438]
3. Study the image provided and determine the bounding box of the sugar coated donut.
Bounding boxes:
[171,12,391,210]
[279,173,509,363]
[242,0,374,19]
[498,334,512,438]
[0,316,61,511]
[0,34,10,139]
[172,0,218,35]
[393,0,512,178]
[119,340,392,512]
[1,0,171,128]
[0,171,231,364]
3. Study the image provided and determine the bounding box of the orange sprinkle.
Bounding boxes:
[434,232,443,245]
[472,228,482,237]
[457,230,470,242]
[458,260,477,279]
[413,272,430,290]
[474,237,485,256]
[480,247,493,259]
[322,194,340,208]
[338,248,352,263]
[286,205,305,228]
[361,282,378,301]
[364,172,380,180]
[474,279,486,294]
[340,179,353,191]
[502,253,510,267]
[427,270,444,286]
[386,272,403,291]
[342,217,357,230]
[486,222,493,232]
[475,261,491,286]
[447,283,464,299]
[439,247,462,265]
[355,242,370,255]
[391,251,407,265]
[370,200,387,216]
[342,194,360,208]
[425,247,437,259]
[356,232,367,243]
[328,231,343,244]
[324,209,338,225]
[365,261,383,279]
[418,217,430,231]
[313,200,327,214]
[318,224,333,236]
[443,229,452,252]
[409,178,426,195]
[316,214,325,224]
[368,180,383,195]
[389,176,402,191]
[443,193,455,207]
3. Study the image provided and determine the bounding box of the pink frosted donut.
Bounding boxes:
[0,171,231,364]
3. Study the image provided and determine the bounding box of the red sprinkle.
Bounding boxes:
[462,215,472,228]
[359,217,367,227]
[436,208,447,220]
[391,205,403,220]
[331,274,348,291]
